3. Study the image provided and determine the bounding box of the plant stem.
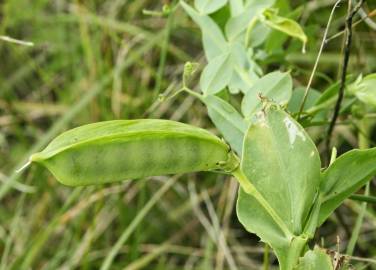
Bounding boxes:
[233,168,311,269]
[349,194,376,204]
[283,236,308,270]
[153,2,176,96]
[325,0,364,163]
[346,118,370,255]
[232,168,293,239]
[100,177,177,270]
[245,17,259,48]
[263,244,270,270]
[297,0,341,120]
[347,184,369,255]
[182,87,205,101]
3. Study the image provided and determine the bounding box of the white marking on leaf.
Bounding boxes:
[283,117,306,145]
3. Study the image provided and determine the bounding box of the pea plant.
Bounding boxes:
[26,1,376,269]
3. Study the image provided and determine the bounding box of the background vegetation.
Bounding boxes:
[1,0,376,269]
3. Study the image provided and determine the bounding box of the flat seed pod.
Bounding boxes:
[30,119,238,186]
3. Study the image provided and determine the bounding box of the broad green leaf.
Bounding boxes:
[200,52,232,95]
[237,106,320,269]
[237,188,290,250]
[238,187,310,270]
[239,106,320,235]
[194,0,227,15]
[319,148,376,225]
[238,188,309,269]
[262,8,307,51]
[241,71,292,119]
[202,95,247,154]
[180,1,227,60]
[295,247,333,270]
[348,73,376,107]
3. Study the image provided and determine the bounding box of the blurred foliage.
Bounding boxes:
[0,0,376,269]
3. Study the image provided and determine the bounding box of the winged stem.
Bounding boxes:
[232,168,293,240]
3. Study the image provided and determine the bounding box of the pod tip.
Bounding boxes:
[16,153,44,173]
[15,160,31,174]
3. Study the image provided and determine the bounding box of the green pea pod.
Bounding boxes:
[30,119,238,186]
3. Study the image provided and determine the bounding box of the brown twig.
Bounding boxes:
[325,0,364,163]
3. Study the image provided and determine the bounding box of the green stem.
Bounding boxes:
[232,168,293,239]
[346,118,370,255]
[346,184,369,255]
[153,3,175,96]
[263,244,270,270]
[245,17,259,48]
[349,194,376,204]
[182,87,203,99]
[281,236,308,270]
[233,168,310,269]
[100,177,177,270]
